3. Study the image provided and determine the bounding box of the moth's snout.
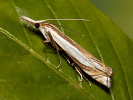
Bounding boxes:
[21,16,36,27]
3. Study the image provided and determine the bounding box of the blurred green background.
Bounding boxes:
[89,0,133,40]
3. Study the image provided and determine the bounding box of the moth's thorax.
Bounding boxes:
[39,26,48,40]
[38,23,51,41]
[39,22,61,42]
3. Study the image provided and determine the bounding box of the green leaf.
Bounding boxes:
[0,0,133,100]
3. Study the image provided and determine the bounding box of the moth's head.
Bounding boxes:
[22,16,43,28]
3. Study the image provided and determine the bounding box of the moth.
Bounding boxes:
[22,16,113,88]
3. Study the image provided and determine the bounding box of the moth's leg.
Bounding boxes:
[43,40,51,43]
[83,75,91,87]
[75,66,91,86]
[47,31,61,69]
[56,47,61,69]
[71,62,75,67]
[43,40,55,51]
[61,53,71,64]
[61,53,77,68]
[75,67,83,82]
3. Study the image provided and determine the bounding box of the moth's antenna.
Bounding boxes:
[45,19,89,21]
[49,23,84,36]
[44,18,89,36]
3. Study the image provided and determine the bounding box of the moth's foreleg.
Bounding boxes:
[47,31,61,69]
[43,40,51,43]
[43,40,55,51]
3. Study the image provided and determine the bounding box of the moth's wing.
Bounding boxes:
[81,50,113,77]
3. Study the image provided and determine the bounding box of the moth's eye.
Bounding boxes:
[35,23,40,28]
